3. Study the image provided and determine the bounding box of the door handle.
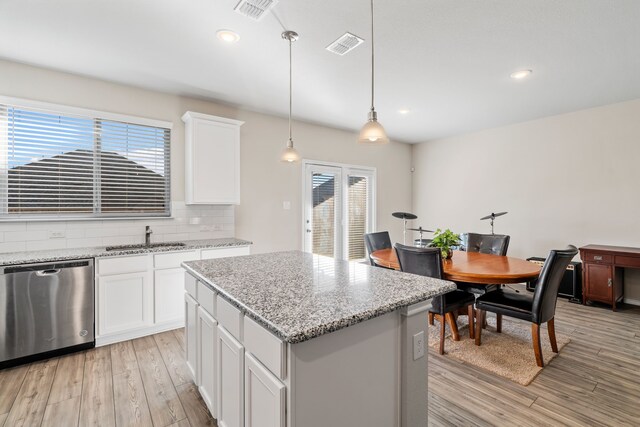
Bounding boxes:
[36,269,61,276]
[306,229,312,233]
[607,278,612,287]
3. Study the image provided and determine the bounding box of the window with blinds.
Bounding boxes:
[347,175,368,260]
[0,103,171,219]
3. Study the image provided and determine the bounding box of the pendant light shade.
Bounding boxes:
[359,0,389,144]
[280,30,301,162]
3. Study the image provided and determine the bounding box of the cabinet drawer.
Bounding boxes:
[201,246,250,260]
[154,250,199,269]
[197,281,216,317]
[614,255,640,268]
[244,316,285,380]
[185,272,197,297]
[217,297,242,341]
[583,253,612,264]
[98,255,148,275]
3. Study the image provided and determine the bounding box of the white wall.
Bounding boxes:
[0,60,413,254]
[412,98,640,300]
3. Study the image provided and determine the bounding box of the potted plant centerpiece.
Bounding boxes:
[430,229,461,259]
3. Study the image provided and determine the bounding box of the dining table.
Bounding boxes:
[369,248,542,340]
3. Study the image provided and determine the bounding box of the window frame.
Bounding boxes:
[0,96,173,221]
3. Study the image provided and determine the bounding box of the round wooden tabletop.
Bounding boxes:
[370,248,541,284]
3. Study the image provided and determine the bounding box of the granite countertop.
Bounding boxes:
[182,250,457,344]
[0,238,253,266]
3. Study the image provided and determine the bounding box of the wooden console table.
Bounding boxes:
[580,244,640,311]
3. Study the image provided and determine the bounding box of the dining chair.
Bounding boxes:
[474,245,578,367]
[364,231,392,267]
[394,243,475,355]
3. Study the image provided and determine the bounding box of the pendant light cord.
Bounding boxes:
[288,36,293,144]
[370,0,375,112]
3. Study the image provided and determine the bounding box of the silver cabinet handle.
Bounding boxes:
[594,255,603,261]
[608,278,612,287]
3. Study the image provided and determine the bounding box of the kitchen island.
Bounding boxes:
[182,251,456,427]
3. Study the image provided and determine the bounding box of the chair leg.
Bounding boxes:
[482,314,488,329]
[475,309,484,346]
[439,316,446,355]
[445,312,460,341]
[548,317,558,353]
[467,305,475,339]
[428,312,435,326]
[496,313,502,333]
[532,323,544,367]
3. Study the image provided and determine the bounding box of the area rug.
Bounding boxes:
[428,315,570,386]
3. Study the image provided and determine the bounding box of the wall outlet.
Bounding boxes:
[49,231,66,239]
[282,201,291,210]
[413,331,425,360]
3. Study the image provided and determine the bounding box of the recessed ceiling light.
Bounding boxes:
[510,69,532,80]
[217,29,240,43]
[398,109,410,115]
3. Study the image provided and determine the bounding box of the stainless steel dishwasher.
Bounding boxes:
[0,259,94,368]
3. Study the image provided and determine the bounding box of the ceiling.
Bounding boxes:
[1,0,639,143]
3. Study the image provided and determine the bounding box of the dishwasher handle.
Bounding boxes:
[36,269,61,276]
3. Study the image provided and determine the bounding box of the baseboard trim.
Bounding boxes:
[623,298,640,307]
[96,320,184,347]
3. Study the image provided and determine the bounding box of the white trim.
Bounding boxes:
[400,299,433,317]
[181,111,244,127]
[95,319,184,347]
[0,95,173,129]
[623,297,640,307]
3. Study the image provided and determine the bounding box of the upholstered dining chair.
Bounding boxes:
[364,231,392,267]
[394,243,476,355]
[474,245,578,367]
[458,232,511,292]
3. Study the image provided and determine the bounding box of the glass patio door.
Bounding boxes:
[303,162,375,261]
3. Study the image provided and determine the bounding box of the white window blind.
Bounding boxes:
[0,103,171,219]
[347,175,368,260]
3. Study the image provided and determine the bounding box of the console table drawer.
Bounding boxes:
[614,255,640,268]
[583,253,612,264]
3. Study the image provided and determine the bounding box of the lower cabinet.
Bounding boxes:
[97,271,152,336]
[217,325,245,427]
[185,293,199,382]
[197,306,218,417]
[245,353,286,427]
[156,267,188,324]
[584,263,613,303]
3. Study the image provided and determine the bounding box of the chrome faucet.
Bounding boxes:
[145,226,153,246]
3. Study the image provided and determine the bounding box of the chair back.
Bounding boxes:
[462,233,510,256]
[364,231,392,266]
[394,243,443,279]
[531,245,579,324]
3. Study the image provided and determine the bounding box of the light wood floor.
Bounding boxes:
[1,298,639,426]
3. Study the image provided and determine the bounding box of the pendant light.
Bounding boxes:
[358,0,389,144]
[280,30,301,162]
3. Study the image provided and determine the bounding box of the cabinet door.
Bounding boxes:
[217,325,244,427]
[98,271,151,336]
[185,293,199,383]
[585,263,612,302]
[190,119,240,204]
[197,306,218,417]
[155,268,187,324]
[245,353,286,427]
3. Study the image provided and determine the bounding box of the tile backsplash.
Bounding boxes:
[0,202,235,253]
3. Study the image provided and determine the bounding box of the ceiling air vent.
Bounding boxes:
[326,32,364,56]
[234,0,278,21]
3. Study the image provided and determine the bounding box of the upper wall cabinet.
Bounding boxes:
[182,112,244,205]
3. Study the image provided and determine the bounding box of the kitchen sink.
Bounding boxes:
[105,242,187,251]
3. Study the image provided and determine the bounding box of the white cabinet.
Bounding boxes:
[197,306,218,417]
[155,267,187,324]
[182,111,244,205]
[245,353,286,427]
[185,293,199,382]
[217,325,245,427]
[97,271,152,336]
